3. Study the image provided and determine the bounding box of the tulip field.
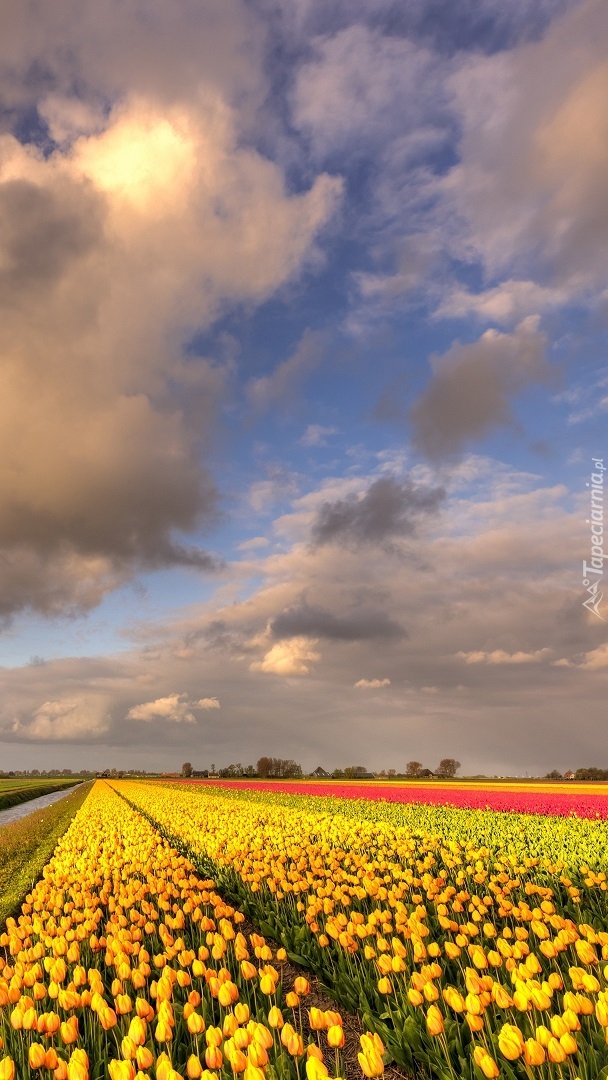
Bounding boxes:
[2,781,608,1080]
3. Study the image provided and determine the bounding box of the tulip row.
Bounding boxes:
[187,779,608,820]
[0,781,378,1080]
[170,781,608,876]
[118,780,608,1080]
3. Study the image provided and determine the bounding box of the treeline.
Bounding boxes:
[0,769,148,779]
[182,757,462,780]
[547,768,608,780]
[181,759,303,779]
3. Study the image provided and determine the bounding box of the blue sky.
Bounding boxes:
[0,0,606,773]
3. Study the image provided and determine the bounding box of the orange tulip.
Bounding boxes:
[204,1046,223,1070]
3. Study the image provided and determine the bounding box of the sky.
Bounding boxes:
[0,0,607,776]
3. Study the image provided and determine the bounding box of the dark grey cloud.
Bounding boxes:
[311,475,445,547]
[410,317,551,460]
[0,178,104,301]
[270,600,406,641]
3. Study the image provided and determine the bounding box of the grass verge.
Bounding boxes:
[0,780,77,812]
[0,781,92,928]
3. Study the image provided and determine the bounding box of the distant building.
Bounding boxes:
[563,771,575,780]
[418,769,436,778]
[310,766,330,778]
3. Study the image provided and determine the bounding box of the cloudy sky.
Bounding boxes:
[1,0,607,775]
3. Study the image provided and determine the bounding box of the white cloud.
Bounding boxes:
[292,25,442,158]
[435,280,570,325]
[250,637,320,676]
[354,677,391,688]
[127,692,219,723]
[457,648,553,665]
[580,644,608,670]
[6,699,110,741]
[299,425,339,447]
[237,537,271,551]
[446,0,608,295]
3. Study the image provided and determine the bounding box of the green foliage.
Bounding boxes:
[0,779,76,812]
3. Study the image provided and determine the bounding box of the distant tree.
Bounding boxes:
[344,765,368,779]
[243,765,256,777]
[545,770,563,780]
[332,769,345,779]
[387,768,396,778]
[257,757,302,779]
[182,762,193,778]
[575,767,608,780]
[219,763,244,777]
[406,761,423,778]
[436,758,461,779]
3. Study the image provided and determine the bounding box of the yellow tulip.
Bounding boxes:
[472,1047,499,1078]
[523,1038,545,1066]
[498,1023,524,1060]
[243,1066,265,1080]
[560,1032,578,1055]
[546,1037,567,1063]
[67,1057,89,1080]
[268,1006,283,1028]
[327,1024,345,1048]
[425,1005,444,1035]
[108,1062,135,1080]
[248,1042,268,1068]
[29,1044,47,1069]
[357,1049,384,1078]
[155,1018,173,1042]
[128,1017,147,1046]
[309,1008,326,1030]
[306,1057,329,1080]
